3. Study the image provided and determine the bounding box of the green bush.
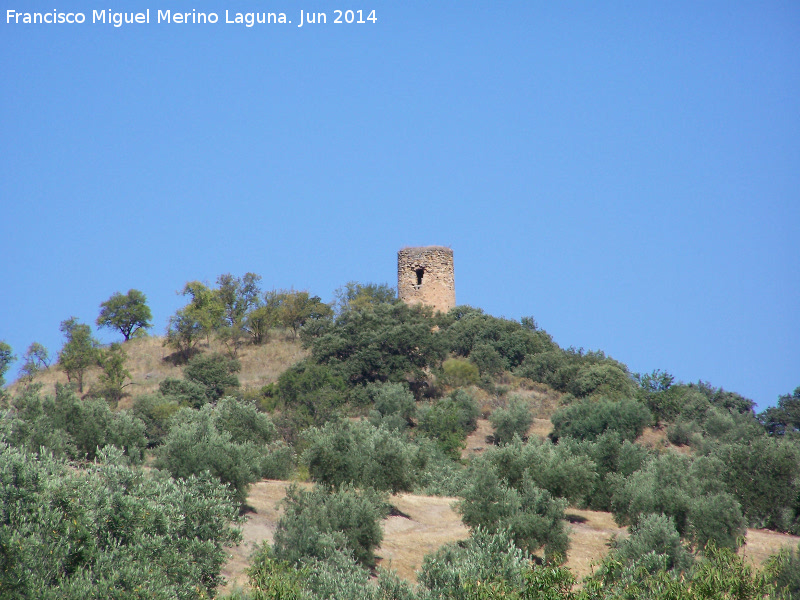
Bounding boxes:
[550,397,652,443]
[611,452,745,550]
[418,391,480,460]
[7,384,146,463]
[159,377,208,408]
[414,438,472,497]
[273,361,347,436]
[457,469,568,561]
[610,513,693,574]
[272,484,388,568]
[302,419,424,493]
[567,363,637,400]
[570,431,650,511]
[439,309,555,372]
[366,381,417,431]
[470,344,505,377]
[244,542,417,600]
[760,386,800,437]
[490,396,534,445]
[765,543,800,600]
[666,419,703,447]
[155,400,292,504]
[441,358,480,387]
[131,393,180,446]
[710,437,800,531]
[0,443,240,599]
[214,396,279,445]
[475,437,597,507]
[584,543,777,600]
[184,352,241,402]
[418,528,533,600]
[304,302,447,387]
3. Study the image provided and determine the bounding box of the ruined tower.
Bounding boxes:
[397,246,455,312]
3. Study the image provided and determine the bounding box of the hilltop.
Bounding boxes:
[2,285,799,599]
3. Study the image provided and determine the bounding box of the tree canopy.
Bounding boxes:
[96,289,152,341]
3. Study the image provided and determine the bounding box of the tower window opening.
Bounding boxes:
[415,268,424,286]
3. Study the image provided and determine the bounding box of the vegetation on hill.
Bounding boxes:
[1,274,799,599]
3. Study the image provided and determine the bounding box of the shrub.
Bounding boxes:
[574,431,650,511]
[611,513,693,574]
[457,469,568,561]
[302,419,424,493]
[475,437,597,507]
[274,361,347,434]
[710,437,800,531]
[159,377,208,408]
[441,358,480,387]
[184,352,241,401]
[155,400,292,504]
[366,381,417,431]
[765,543,800,600]
[418,391,480,460]
[760,386,800,437]
[666,419,703,447]
[418,529,533,600]
[214,396,279,445]
[131,393,180,446]
[567,363,637,400]
[550,397,652,442]
[490,396,534,445]
[7,384,147,463]
[305,302,446,388]
[611,452,746,550]
[273,484,388,568]
[415,438,472,496]
[585,542,776,600]
[246,545,311,600]
[440,310,555,372]
[245,542,418,600]
[470,344,505,377]
[0,443,240,599]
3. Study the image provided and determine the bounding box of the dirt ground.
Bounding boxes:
[218,480,800,595]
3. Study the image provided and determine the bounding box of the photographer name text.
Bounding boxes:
[6,8,377,28]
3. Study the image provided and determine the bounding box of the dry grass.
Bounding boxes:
[8,334,308,409]
[529,418,553,440]
[564,509,626,580]
[379,493,469,581]
[636,426,694,455]
[217,479,800,595]
[462,417,553,460]
[11,347,798,592]
[740,528,800,569]
[218,480,310,595]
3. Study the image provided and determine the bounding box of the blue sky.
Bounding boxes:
[1,1,798,410]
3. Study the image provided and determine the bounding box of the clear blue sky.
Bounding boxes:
[2,1,798,410]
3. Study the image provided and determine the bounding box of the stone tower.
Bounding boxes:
[397,246,455,312]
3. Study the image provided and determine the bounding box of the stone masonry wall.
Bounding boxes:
[397,246,455,312]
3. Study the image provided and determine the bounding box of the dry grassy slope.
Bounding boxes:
[8,334,308,408]
[220,478,800,596]
[10,339,799,593]
[220,419,800,594]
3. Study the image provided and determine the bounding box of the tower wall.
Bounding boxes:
[397,246,455,312]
